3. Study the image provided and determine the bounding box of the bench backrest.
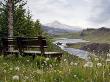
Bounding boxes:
[1,37,17,51]
[1,36,47,54]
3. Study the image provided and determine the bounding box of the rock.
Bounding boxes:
[81,43,110,53]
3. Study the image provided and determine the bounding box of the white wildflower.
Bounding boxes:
[84,62,93,68]
[107,53,110,57]
[45,58,49,61]
[9,68,13,71]
[70,62,74,65]
[64,59,67,62]
[15,66,20,71]
[44,61,47,64]
[97,63,102,67]
[26,60,29,62]
[3,70,6,73]
[49,64,53,68]
[25,76,29,79]
[12,75,19,80]
[58,70,62,74]
[74,63,78,66]
[37,70,43,74]
[74,75,77,78]
[95,58,99,61]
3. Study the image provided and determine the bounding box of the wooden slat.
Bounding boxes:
[16,37,47,48]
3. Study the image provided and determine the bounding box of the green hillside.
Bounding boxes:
[81,27,110,43]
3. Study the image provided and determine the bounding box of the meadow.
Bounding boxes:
[0,53,109,82]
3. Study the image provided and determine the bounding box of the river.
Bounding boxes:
[53,38,89,60]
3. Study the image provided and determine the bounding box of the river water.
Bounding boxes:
[53,38,89,60]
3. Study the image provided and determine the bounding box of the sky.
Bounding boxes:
[1,0,110,28]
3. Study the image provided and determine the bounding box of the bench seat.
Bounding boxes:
[4,50,19,54]
[5,50,62,60]
[23,51,62,60]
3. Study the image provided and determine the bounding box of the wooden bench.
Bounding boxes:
[1,36,62,60]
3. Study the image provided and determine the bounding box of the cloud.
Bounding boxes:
[89,0,110,24]
[26,0,92,26]
[1,0,110,28]
[0,0,94,27]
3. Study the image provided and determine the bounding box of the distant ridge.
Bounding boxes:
[80,27,110,42]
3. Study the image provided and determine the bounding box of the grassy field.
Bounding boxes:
[82,33,110,43]
[53,32,81,39]
[0,53,109,82]
[81,28,110,43]
[66,43,87,49]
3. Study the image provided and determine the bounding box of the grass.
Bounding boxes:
[53,32,81,39]
[83,34,110,43]
[66,43,87,49]
[0,53,109,82]
[0,32,109,81]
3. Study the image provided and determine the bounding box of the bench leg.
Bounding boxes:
[3,53,8,58]
[32,54,35,60]
[56,54,62,62]
[15,53,19,58]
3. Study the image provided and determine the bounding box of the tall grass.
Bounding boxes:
[0,53,109,82]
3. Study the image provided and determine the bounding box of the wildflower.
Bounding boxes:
[97,63,102,67]
[36,70,43,74]
[45,58,49,61]
[54,70,57,73]
[107,53,110,57]
[74,63,78,66]
[64,59,66,61]
[26,60,29,62]
[3,70,6,73]
[25,76,29,79]
[49,64,52,68]
[84,62,93,68]
[44,61,47,64]
[9,68,13,71]
[15,66,20,71]
[12,75,19,80]
[74,75,77,78]
[70,62,74,65]
[95,58,99,61]
[58,70,62,74]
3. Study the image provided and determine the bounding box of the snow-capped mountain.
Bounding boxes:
[42,21,82,35]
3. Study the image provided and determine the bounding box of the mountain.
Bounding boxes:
[42,21,82,35]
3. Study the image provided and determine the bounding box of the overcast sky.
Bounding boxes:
[1,0,110,28]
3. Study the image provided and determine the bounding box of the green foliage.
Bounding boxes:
[32,20,43,36]
[0,1,8,37]
[0,0,42,37]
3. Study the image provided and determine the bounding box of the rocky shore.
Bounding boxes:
[81,43,110,53]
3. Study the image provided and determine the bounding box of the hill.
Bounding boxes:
[80,27,110,43]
